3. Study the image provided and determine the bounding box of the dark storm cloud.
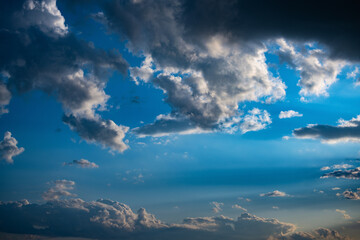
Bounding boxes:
[63,115,129,153]
[0,198,297,240]
[64,159,99,168]
[293,116,360,143]
[179,0,360,62]
[0,0,129,152]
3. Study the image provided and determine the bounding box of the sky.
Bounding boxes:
[0,0,360,239]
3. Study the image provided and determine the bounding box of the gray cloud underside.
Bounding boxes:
[0,198,300,240]
[321,167,360,180]
[0,0,129,152]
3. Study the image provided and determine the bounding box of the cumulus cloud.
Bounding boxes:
[42,180,76,201]
[293,115,360,144]
[336,209,351,220]
[277,39,346,99]
[0,198,297,239]
[279,110,303,119]
[321,167,360,180]
[0,0,129,152]
[98,0,286,136]
[260,190,289,197]
[64,159,99,168]
[0,131,25,164]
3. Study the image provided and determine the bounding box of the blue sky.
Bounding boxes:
[0,0,360,239]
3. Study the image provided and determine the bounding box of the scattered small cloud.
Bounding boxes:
[279,110,303,119]
[63,159,99,168]
[210,201,224,213]
[336,209,351,219]
[232,204,247,212]
[260,190,289,197]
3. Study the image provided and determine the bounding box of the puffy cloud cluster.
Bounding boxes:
[42,179,76,201]
[321,164,353,171]
[279,110,303,119]
[0,131,24,164]
[0,0,129,152]
[321,167,360,180]
[100,0,286,136]
[260,190,289,197]
[341,190,360,200]
[0,198,298,240]
[64,159,99,168]
[0,83,11,115]
[239,108,272,134]
[293,115,360,144]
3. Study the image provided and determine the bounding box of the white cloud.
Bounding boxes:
[240,108,272,134]
[277,39,346,99]
[0,131,25,164]
[279,110,303,119]
[16,0,68,37]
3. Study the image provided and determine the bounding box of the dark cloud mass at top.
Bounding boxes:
[96,0,360,136]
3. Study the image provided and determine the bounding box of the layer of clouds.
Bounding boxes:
[0,198,297,240]
[321,164,353,171]
[293,115,360,144]
[260,190,289,197]
[321,167,360,180]
[64,159,99,169]
[279,110,303,119]
[0,131,24,164]
[42,180,76,201]
[0,0,129,152]
[270,227,349,240]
